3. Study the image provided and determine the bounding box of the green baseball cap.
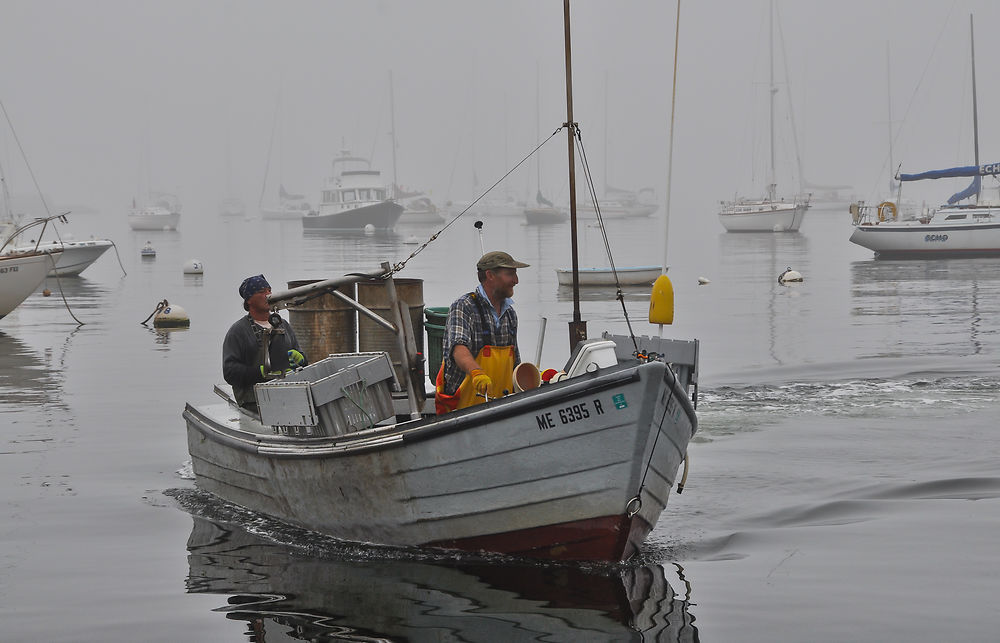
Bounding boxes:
[477,251,530,271]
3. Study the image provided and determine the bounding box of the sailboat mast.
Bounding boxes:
[563,0,586,349]
[768,0,776,202]
[663,0,681,273]
[886,43,896,194]
[969,14,981,202]
[389,70,398,200]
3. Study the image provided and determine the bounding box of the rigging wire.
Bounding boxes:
[866,0,959,203]
[388,125,563,276]
[0,99,52,218]
[572,125,639,353]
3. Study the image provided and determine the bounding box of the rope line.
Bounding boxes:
[572,126,640,354]
[389,126,564,276]
[45,253,84,326]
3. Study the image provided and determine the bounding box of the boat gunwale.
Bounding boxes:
[186,359,696,459]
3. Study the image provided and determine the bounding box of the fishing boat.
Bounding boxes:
[128,192,180,231]
[0,216,64,319]
[850,16,1000,258]
[301,151,403,230]
[183,2,698,563]
[718,0,808,232]
[140,241,156,258]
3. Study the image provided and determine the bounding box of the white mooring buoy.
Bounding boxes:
[153,302,190,328]
[183,259,204,275]
[778,266,803,284]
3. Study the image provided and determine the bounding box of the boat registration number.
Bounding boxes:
[535,398,606,430]
[0,266,19,274]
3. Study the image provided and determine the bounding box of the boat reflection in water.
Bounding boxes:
[0,330,65,409]
[184,514,698,641]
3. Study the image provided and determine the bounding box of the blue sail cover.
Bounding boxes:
[899,162,1000,181]
[899,162,1000,204]
[948,175,981,204]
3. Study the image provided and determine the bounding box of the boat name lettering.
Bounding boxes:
[982,163,1000,175]
[535,398,604,430]
[925,234,949,242]
[0,266,18,274]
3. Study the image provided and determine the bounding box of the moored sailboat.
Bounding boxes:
[850,15,1000,258]
[718,0,808,232]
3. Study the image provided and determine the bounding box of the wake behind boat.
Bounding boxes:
[302,151,403,230]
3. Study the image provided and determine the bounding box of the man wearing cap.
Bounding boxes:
[435,251,529,414]
[223,274,308,413]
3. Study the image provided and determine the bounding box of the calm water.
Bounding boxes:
[3,204,1000,641]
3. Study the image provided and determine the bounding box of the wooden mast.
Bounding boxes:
[563,0,586,349]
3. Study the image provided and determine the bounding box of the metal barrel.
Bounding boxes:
[357,278,424,391]
[286,279,357,361]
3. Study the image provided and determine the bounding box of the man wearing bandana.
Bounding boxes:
[223,274,308,413]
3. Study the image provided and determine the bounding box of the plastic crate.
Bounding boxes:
[255,352,397,436]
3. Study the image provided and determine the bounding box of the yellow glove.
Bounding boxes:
[470,368,492,396]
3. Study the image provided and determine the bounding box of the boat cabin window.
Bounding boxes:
[944,214,967,221]
[375,188,385,200]
[358,189,371,201]
[343,189,356,202]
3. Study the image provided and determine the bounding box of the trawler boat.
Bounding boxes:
[302,151,403,230]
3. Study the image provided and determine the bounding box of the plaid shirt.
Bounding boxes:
[441,287,520,395]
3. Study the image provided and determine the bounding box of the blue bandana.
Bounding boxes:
[239,274,270,302]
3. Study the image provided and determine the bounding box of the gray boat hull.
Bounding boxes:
[184,357,696,561]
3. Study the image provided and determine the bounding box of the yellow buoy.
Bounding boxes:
[648,274,674,325]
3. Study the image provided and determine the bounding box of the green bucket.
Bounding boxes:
[425,321,446,379]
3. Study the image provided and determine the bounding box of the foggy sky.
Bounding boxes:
[2,0,999,228]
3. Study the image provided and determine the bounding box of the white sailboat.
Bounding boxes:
[128,191,180,231]
[718,0,808,232]
[850,15,1000,258]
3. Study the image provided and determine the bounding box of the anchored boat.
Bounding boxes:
[850,15,1000,258]
[302,151,403,231]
